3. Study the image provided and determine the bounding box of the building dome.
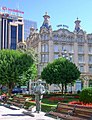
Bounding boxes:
[40,12,52,31]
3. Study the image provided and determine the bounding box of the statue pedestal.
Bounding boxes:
[22,111,35,117]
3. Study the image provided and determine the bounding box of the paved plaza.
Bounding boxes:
[0,104,56,120]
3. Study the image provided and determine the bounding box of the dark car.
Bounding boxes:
[12,88,22,94]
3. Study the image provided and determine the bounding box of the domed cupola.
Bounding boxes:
[74,17,81,32]
[40,12,52,32]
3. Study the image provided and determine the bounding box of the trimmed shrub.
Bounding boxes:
[79,87,92,104]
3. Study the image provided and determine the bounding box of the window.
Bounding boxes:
[78,45,84,53]
[41,35,44,40]
[54,54,59,59]
[79,65,84,72]
[44,34,48,40]
[68,45,74,52]
[89,66,92,73]
[11,26,17,49]
[41,54,44,62]
[62,45,66,51]
[88,39,92,43]
[53,35,58,40]
[89,55,92,62]
[41,44,48,52]
[41,54,49,62]
[18,25,22,42]
[54,45,58,52]
[41,34,48,40]
[4,19,7,49]
[89,46,92,53]
[77,35,84,43]
[78,55,84,63]
[45,54,49,62]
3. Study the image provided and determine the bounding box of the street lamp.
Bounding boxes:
[84,76,89,88]
[60,49,73,62]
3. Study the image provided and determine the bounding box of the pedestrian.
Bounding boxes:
[1,93,7,104]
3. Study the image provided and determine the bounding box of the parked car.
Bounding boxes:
[12,88,22,94]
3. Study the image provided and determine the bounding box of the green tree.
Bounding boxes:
[18,47,38,64]
[0,49,35,95]
[17,47,38,85]
[20,64,38,86]
[41,57,80,94]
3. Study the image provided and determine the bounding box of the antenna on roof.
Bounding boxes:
[16,2,19,16]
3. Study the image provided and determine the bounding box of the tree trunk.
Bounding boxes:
[65,83,67,94]
[58,84,64,94]
[62,83,64,94]
[71,83,72,94]
[8,83,13,96]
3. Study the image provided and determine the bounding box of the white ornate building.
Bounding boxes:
[26,12,92,92]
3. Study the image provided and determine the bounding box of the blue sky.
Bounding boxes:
[0,0,92,33]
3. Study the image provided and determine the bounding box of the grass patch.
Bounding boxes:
[25,101,56,112]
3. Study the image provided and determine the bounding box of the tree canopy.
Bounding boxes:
[41,57,81,93]
[0,49,37,95]
[18,48,38,86]
[20,64,38,86]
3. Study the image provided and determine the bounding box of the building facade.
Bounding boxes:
[26,12,92,92]
[0,11,25,50]
[24,19,37,41]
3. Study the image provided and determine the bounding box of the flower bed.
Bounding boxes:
[48,96,67,102]
[69,101,92,107]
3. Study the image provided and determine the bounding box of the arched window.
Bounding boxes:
[54,45,58,52]
[41,44,49,52]
[53,35,58,40]
[41,34,48,40]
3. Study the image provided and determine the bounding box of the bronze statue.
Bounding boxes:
[34,79,45,113]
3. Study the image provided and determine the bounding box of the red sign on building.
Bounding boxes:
[1,6,24,14]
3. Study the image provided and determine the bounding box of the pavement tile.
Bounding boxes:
[0,105,56,120]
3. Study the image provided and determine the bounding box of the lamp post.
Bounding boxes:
[84,76,89,88]
[60,49,72,62]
